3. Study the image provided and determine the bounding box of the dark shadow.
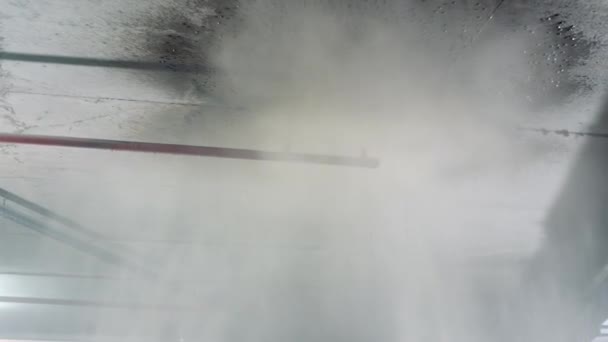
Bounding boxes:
[526,91,608,340]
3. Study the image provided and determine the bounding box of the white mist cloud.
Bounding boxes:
[2,0,596,341]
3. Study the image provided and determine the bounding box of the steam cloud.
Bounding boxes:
[2,0,603,341]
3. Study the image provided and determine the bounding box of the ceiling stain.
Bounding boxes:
[115,0,241,101]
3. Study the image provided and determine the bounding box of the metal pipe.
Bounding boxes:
[0,187,106,240]
[0,133,380,168]
[0,206,146,275]
[0,271,116,279]
[0,296,197,311]
[0,52,201,73]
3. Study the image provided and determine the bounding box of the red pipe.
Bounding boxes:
[0,133,379,168]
